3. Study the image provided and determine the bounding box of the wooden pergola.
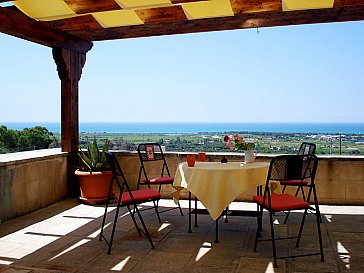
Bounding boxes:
[1,0,364,189]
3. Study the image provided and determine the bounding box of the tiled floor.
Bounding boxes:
[0,199,363,273]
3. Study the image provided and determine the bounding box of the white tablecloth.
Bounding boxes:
[172,161,270,220]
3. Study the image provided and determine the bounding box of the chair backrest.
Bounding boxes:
[137,143,165,162]
[297,142,316,155]
[137,143,171,178]
[264,154,319,204]
[105,152,133,194]
[268,154,318,182]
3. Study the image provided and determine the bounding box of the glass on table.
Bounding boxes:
[198,152,206,162]
[187,155,196,167]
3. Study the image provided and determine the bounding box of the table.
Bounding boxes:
[172,161,270,221]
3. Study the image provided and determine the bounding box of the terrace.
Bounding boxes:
[1,197,364,272]
[1,0,364,271]
[1,150,364,272]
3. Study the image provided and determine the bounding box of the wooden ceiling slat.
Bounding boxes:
[48,15,102,31]
[334,0,364,6]
[135,6,188,23]
[67,5,364,41]
[63,0,122,14]
[230,0,282,14]
[0,7,92,53]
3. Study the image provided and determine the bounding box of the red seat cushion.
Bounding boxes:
[115,189,161,205]
[143,176,174,184]
[280,179,308,186]
[253,194,310,212]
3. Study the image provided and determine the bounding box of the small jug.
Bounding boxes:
[244,149,257,163]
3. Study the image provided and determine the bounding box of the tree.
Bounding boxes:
[18,126,55,150]
[0,126,18,152]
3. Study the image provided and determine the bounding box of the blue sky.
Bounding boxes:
[1,20,364,123]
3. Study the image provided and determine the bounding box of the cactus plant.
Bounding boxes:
[78,137,109,172]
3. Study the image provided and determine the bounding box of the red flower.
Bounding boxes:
[224,135,231,142]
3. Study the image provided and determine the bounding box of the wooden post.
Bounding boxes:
[53,48,86,196]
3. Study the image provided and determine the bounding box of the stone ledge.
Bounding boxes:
[0,148,67,167]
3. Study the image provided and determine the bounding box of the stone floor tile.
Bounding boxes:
[129,250,192,273]
[236,257,286,273]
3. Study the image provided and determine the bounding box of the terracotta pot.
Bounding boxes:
[75,170,112,204]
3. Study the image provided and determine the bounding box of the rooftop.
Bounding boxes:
[1,198,363,272]
[2,0,364,53]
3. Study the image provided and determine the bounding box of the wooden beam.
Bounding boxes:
[53,47,86,195]
[69,5,364,41]
[0,7,92,53]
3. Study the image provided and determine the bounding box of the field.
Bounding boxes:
[72,131,364,155]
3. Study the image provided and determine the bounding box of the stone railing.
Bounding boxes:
[1,149,363,222]
[0,149,68,222]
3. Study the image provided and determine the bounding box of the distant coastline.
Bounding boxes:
[2,122,364,134]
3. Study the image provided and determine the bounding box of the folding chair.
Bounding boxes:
[280,142,318,223]
[280,142,316,199]
[99,152,161,254]
[137,143,183,220]
[253,154,324,268]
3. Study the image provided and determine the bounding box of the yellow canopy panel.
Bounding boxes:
[93,10,144,28]
[13,0,76,21]
[181,0,234,20]
[282,0,334,11]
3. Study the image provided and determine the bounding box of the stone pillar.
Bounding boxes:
[53,48,86,195]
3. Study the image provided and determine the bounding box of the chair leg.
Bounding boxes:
[215,218,219,243]
[283,185,305,224]
[294,186,301,197]
[107,205,121,255]
[313,200,325,262]
[100,178,115,242]
[315,205,325,262]
[127,205,142,236]
[224,206,229,223]
[299,186,306,200]
[134,205,155,249]
[253,208,263,252]
[177,201,184,216]
[194,196,198,228]
[99,198,110,242]
[312,186,322,223]
[188,192,192,233]
[283,211,291,224]
[152,200,162,223]
[269,212,278,268]
[295,209,308,248]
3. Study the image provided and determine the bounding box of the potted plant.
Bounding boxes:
[224,134,257,163]
[75,137,112,204]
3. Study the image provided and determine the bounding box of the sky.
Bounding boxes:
[1,20,364,123]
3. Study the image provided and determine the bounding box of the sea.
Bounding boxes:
[1,122,364,134]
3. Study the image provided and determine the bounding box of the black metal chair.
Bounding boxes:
[137,143,183,220]
[280,142,317,199]
[253,154,324,268]
[280,142,319,223]
[99,152,161,254]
